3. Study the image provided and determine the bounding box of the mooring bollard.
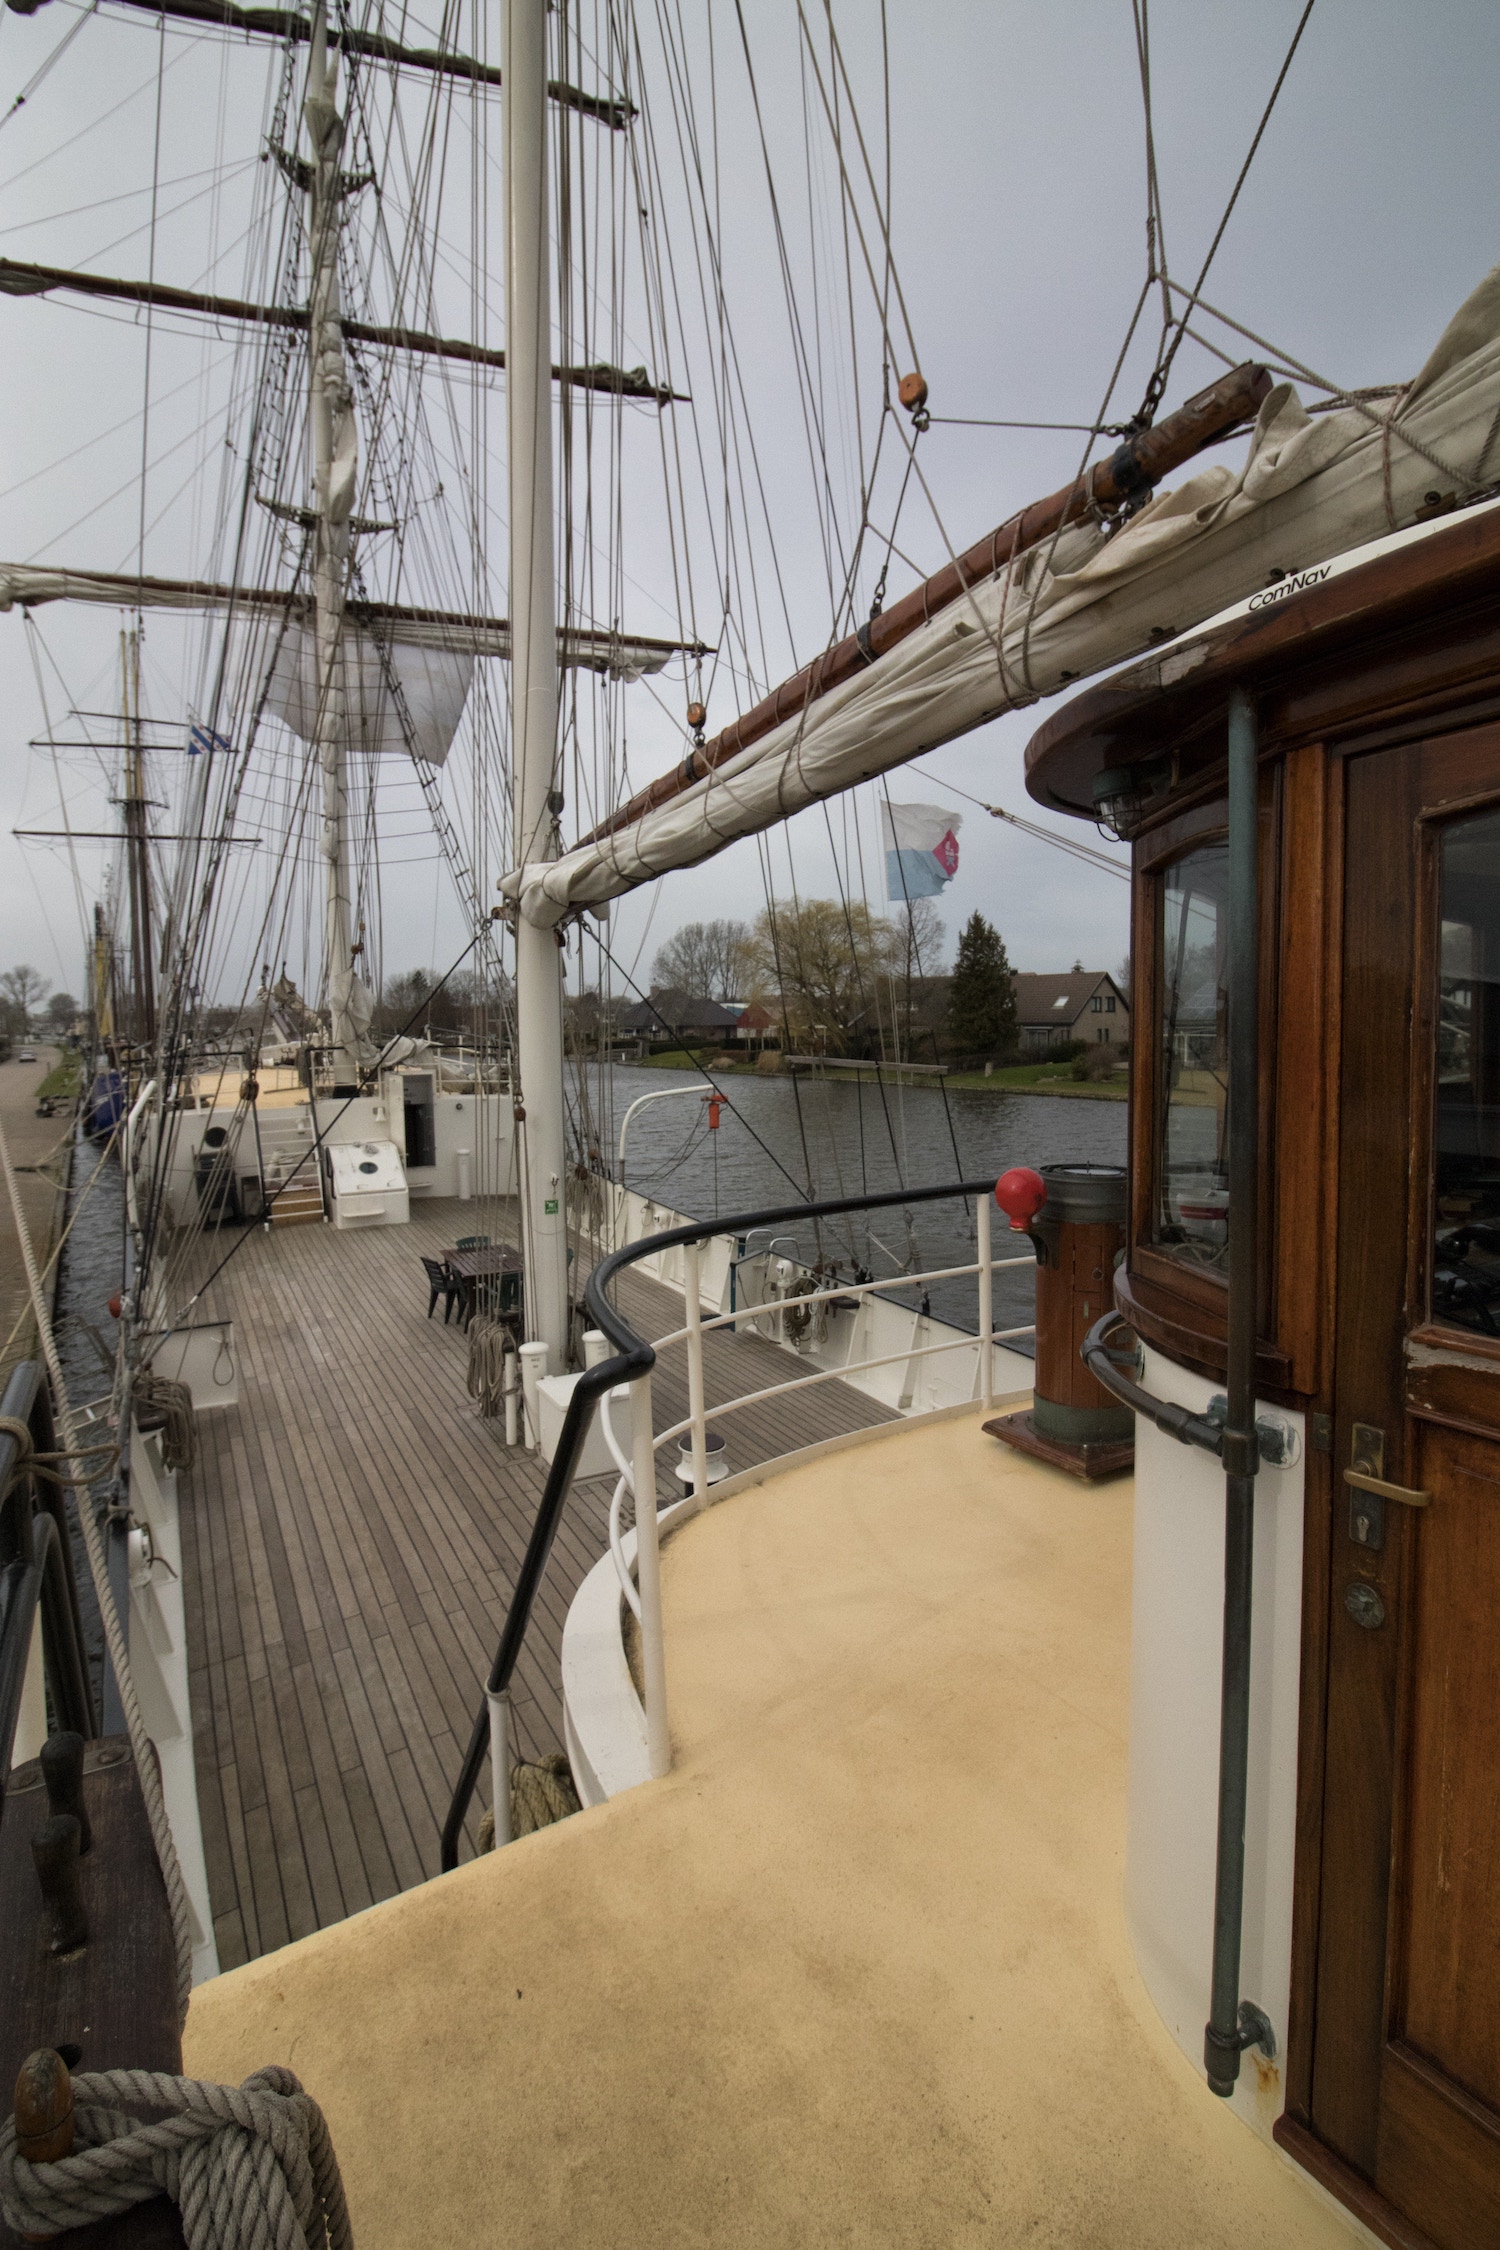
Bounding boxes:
[985,1162,1134,1481]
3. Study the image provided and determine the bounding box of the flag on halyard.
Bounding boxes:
[881,800,962,901]
[188,723,231,756]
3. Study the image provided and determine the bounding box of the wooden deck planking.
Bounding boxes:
[175,1197,898,1967]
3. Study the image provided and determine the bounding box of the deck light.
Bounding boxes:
[1091,757,1172,840]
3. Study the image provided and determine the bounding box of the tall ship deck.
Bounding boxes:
[176,1197,900,1967]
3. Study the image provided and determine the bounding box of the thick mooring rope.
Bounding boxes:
[0,2066,353,2250]
[0,1117,196,2017]
[477,1752,581,1848]
[465,1313,512,1420]
[133,1371,198,1475]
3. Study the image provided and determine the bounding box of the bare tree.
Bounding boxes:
[650,918,753,1001]
[891,899,947,1061]
[747,898,903,1053]
[0,964,50,1038]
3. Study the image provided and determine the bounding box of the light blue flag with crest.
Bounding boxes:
[881,800,962,902]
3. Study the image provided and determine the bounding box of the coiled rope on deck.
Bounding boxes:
[0,2066,352,2250]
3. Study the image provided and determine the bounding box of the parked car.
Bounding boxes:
[18,1049,37,1062]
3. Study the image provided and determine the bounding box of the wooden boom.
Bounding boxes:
[577,361,1273,848]
[87,0,635,125]
[0,258,683,404]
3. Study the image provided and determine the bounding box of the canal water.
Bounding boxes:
[586,1065,1128,1339]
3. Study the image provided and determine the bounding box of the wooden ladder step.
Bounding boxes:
[268,1186,324,1225]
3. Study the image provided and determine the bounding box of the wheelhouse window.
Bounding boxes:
[1154,841,1230,1269]
[1432,805,1500,1335]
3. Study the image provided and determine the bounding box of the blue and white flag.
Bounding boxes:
[881,800,962,902]
[188,723,231,757]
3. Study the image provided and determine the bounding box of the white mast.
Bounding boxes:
[305,0,365,1085]
[505,0,570,1370]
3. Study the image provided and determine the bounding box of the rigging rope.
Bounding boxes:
[598,934,813,1205]
[1136,0,1318,423]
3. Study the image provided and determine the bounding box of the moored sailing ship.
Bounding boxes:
[3,5,1500,2246]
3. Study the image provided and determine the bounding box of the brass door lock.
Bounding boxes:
[1345,1421,1430,1552]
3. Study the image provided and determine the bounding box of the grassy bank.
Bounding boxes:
[35,1050,81,1102]
[627,1048,1128,1098]
[943,1062,1128,1099]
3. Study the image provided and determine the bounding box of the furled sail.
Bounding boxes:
[507,264,1500,928]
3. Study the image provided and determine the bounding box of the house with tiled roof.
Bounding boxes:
[617,987,743,1042]
[1012,969,1129,1052]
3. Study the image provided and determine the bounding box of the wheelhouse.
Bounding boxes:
[1025,496,1500,2250]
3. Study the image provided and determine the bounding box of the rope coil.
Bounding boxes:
[464,1313,513,1420]
[133,1371,198,1475]
[0,2065,353,2250]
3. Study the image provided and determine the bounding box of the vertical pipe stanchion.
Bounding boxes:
[1204,683,1269,2096]
[685,1240,709,1508]
[977,1189,994,1412]
[630,1367,670,1777]
[486,1685,512,1849]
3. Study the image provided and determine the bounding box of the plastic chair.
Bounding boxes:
[455,1234,490,1252]
[421,1256,461,1324]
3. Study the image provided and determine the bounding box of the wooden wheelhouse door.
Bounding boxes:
[1310,721,1500,2247]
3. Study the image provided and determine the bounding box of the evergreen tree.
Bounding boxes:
[946,913,1016,1057]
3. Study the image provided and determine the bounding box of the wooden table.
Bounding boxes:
[445,1244,523,1284]
[445,1243,523,1324]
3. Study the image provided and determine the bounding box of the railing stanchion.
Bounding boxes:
[977,1189,994,1413]
[685,1240,709,1508]
[631,1367,670,1777]
[487,1685,512,1848]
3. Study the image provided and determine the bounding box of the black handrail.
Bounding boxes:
[439,1174,1007,1870]
[1081,1310,1226,1456]
[0,1361,98,1808]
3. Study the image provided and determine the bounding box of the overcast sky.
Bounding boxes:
[0,0,1496,1011]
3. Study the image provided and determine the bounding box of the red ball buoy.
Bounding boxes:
[107,1293,122,1319]
[994,1167,1047,1233]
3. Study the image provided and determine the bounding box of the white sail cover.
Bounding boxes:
[509,264,1500,927]
[261,624,473,767]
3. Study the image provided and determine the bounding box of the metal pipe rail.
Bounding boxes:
[439,1175,1024,1870]
[0,1361,99,1808]
[648,1254,1035,1349]
[606,1314,1035,1625]
[1081,1310,1226,1456]
[654,1320,1037,1443]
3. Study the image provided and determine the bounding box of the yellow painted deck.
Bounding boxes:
[185,1411,1363,2249]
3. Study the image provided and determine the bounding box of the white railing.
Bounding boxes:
[598,1190,1034,1774]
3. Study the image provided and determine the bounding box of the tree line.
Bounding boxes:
[0,965,78,1042]
[644,904,1019,1061]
